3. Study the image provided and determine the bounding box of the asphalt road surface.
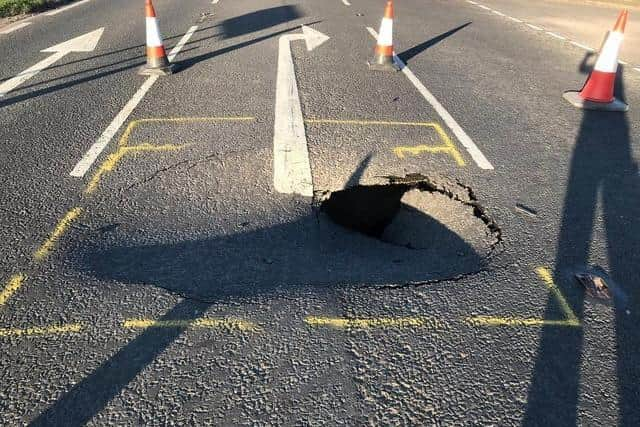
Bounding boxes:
[0,0,639,424]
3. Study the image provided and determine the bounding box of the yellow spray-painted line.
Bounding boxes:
[123,318,260,332]
[465,267,581,328]
[305,316,444,329]
[33,207,83,261]
[0,273,26,307]
[304,118,466,167]
[85,116,256,194]
[0,323,82,337]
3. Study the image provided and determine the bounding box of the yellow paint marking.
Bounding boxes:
[465,267,580,328]
[124,318,259,331]
[0,273,26,307]
[34,207,82,261]
[305,316,443,329]
[0,323,82,337]
[85,117,255,194]
[304,118,466,166]
[85,143,188,194]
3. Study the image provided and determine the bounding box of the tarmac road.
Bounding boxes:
[0,0,638,424]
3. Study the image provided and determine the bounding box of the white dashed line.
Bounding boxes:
[546,31,566,40]
[45,0,93,16]
[466,2,638,69]
[0,22,31,34]
[570,41,594,52]
[69,25,198,178]
[366,27,494,170]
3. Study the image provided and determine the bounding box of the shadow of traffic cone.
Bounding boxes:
[368,0,400,71]
[139,0,173,76]
[563,9,629,112]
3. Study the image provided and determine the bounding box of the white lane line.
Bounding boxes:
[507,16,523,23]
[212,0,219,3]
[467,0,478,4]
[46,0,93,16]
[477,4,491,10]
[366,27,494,170]
[634,67,640,73]
[546,31,566,40]
[526,23,543,31]
[0,22,31,34]
[69,25,198,178]
[342,0,352,5]
[570,40,594,52]
[492,10,506,17]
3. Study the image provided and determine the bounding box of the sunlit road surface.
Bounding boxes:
[0,0,638,424]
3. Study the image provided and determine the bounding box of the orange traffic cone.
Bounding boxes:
[368,0,400,71]
[563,10,629,112]
[139,0,173,76]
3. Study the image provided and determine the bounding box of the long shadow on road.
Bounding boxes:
[523,55,640,426]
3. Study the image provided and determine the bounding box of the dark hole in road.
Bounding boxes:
[320,175,502,253]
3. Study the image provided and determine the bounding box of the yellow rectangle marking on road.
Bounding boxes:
[304,118,465,166]
[305,316,443,329]
[124,318,259,331]
[465,266,580,328]
[85,117,256,194]
[34,207,82,261]
[0,323,82,337]
[0,273,26,307]
[535,266,579,324]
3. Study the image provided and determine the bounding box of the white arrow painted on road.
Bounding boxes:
[0,27,104,97]
[273,25,329,197]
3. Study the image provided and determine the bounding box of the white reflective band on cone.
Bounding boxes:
[146,17,164,47]
[595,31,624,73]
[378,18,393,46]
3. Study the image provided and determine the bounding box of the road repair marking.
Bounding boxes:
[305,119,465,166]
[69,25,198,178]
[273,26,330,197]
[0,323,82,337]
[465,267,580,328]
[305,316,444,329]
[124,318,259,331]
[0,273,26,307]
[0,28,104,97]
[33,207,82,261]
[45,0,93,16]
[85,117,254,193]
[0,22,31,34]
[366,27,494,170]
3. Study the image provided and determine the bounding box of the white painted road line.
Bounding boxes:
[467,0,478,4]
[0,22,31,34]
[570,40,594,52]
[45,0,93,16]
[366,27,494,170]
[477,4,491,10]
[273,26,330,196]
[342,0,351,5]
[212,0,219,4]
[634,67,640,73]
[507,16,523,23]
[492,10,506,17]
[526,23,543,31]
[0,28,104,97]
[69,25,198,178]
[546,31,566,41]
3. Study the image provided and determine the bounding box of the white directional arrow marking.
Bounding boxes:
[0,27,104,97]
[273,25,329,197]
